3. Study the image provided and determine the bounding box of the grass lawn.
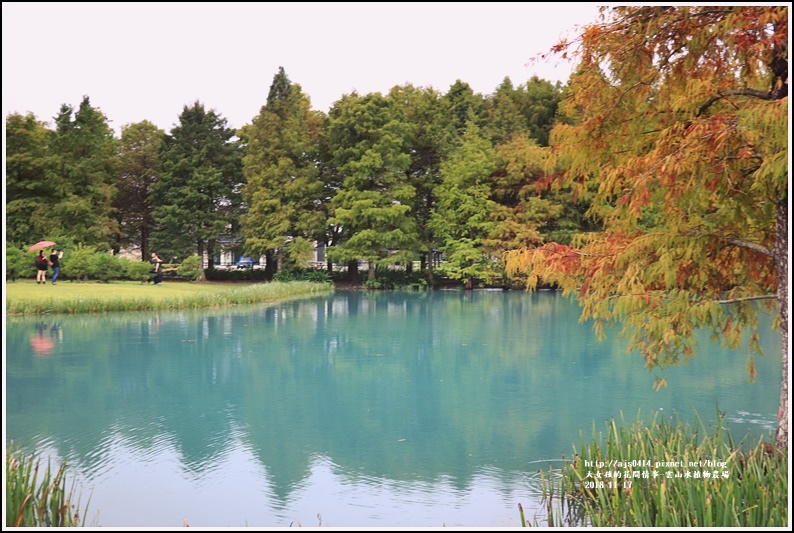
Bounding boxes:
[5,279,333,315]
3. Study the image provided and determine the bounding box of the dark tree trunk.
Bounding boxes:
[206,238,216,272]
[347,260,358,282]
[141,225,149,261]
[264,250,276,280]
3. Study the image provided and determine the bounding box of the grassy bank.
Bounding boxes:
[5,279,334,315]
[530,411,787,527]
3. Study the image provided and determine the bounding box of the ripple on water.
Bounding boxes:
[725,410,777,432]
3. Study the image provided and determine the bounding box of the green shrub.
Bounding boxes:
[5,245,28,281]
[120,258,153,282]
[178,255,204,281]
[205,268,269,282]
[273,268,332,285]
[90,253,125,283]
[61,245,96,281]
[301,269,332,284]
[362,268,430,290]
[272,270,299,282]
[362,278,383,290]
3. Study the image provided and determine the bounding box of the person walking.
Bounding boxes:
[49,249,63,285]
[35,251,48,284]
[150,252,164,285]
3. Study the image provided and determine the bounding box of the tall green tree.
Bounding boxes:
[5,112,54,245]
[240,67,325,277]
[442,80,487,138]
[326,92,418,279]
[484,77,530,145]
[514,76,564,147]
[504,6,789,449]
[315,113,345,272]
[114,120,164,260]
[484,76,564,147]
[152,101,243,270]
[430,120,501,289]
[388,84,457,277]
[47,96,119,248]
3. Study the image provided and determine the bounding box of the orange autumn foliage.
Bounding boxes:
[505,6,788,446]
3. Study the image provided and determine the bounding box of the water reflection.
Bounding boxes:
[5,291,782,527]
[29,321,62,356]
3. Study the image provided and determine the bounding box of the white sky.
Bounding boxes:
[2,2,604,136]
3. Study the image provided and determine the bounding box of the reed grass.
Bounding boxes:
[6,442,91,527]
[5,280,334,315]
[530,410,787,527]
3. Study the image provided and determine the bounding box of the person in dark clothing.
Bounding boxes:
[35,251,48,284]
[49,249,63,285]
[150,252,164,285]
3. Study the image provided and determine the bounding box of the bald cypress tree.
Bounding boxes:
[505,6,789,449]
[240,67,325,277]
[326,92,418,280]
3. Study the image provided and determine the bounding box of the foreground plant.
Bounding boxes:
[528,411,787,527]
[6,442,91,527]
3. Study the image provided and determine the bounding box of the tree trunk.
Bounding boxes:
[264,250,276,280]
[206,238,216,272]
[141,225,149,261]
[774,198,788,450]
[196,240,207,282]
[347,260,358,282]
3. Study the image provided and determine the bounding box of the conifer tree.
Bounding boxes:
[430,119,501,289]
[388,84,457,277]
[153,102,243,269]
[114,120,164,259]
[240,67,325,276]
[5,112,54,245]
[47,96,119,248]
[326,92,418,279]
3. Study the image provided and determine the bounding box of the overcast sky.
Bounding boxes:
[3,2,604,136]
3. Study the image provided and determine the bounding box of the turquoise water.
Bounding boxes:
[4,290,782,527]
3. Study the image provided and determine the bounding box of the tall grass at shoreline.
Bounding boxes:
[5,280,333,315]
[530,410,787,527]
[6,442,92,527]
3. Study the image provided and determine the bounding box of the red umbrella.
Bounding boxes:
[28,240,57,252]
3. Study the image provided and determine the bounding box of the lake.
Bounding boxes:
[4,290,782,527]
